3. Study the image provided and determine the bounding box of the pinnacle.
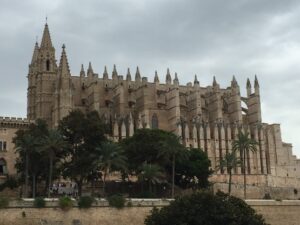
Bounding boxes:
[31,42,39,64]
[231,75,238,87]
[58,44,70,77]
[80,64,85,77]
[213,76,217,86]
[166,68,172,83]
[103,66,108,79]
[112,64,118,78]
[135,66,141,80]
[154,70,159,83]
[254,75,259,87]
[126,68,132,81]
[194,74,199,85]
[246,78,251,87]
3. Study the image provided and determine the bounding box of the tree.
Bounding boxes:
[145,191,268,225]
[218,151,241,195]
[13,119,49,197]
[40,129,67,197]
[174,148,212,190]
[138,163,166,195]
[58,110,107,196]
[122,129,186,197]
[232,131,258,199]
[158,132,186,198]
[96,141,127,195]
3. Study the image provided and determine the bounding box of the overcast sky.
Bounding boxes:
[0,0,300,156]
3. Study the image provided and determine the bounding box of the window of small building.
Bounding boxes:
[0,141,7,151]
[151,114,159,129]
[0,159,7,175]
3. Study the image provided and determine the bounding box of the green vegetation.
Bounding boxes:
[78,196,94,209]
[34,197,46,208]
[107,194,126,209]
[145,191,269,225]
[59,196,73,210]
[12,111,212,198]
[0,197,9,209]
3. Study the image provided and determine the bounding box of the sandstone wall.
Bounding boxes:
[0,199,298,225]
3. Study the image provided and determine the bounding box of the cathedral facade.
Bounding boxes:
[1,23,300,190]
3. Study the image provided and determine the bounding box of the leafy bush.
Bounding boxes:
[59,196,73,210]
[34,197,46,208]
[78,196,94,209]
[0,197,9,209]
[107,194,125,209]
[145,191,268,225]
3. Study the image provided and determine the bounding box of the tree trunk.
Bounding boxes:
[228,169,232,195]
[48,153,53,198]
[243,149,247,199]
[77,180,82,197]
[32,173,36,198]
[25,152,29,198]
[172,154,175,198]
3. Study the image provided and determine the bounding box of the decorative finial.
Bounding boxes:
[62,44,65,49]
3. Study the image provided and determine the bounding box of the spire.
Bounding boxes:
[135,66,141,82]
[154,70,160,83]
[194,74,199,85]
[80,64,85,77]
[254,75,260,95]
[126,68,132,81]
[213,76,218,87]
[166,68,171,84]
[112,64,118,79]
[40,23,53,49]
[254,75,259,88]
[31,42,39,64]
[231,75,238,87]
[58,44,70,77]
[87,62,93,77]
[174,72,179,85]
[103,66,108,79]
[246,78,251,97]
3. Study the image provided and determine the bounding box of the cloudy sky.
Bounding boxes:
[0,0,300,156]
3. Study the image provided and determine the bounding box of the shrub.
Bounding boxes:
[263,193,272,199]
[34,197,46,208]
[78,196,94,209]
[0,197,9,209]
[59,196,73,210]
[107,194,125,209]
[127,201,133,207]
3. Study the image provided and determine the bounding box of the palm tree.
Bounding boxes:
[14,132,38,198]
[138,163,165,194]
[232,131,258,199]
[41,129,67,197]
[96,141,127,195]
[158,133,186,198]
[218,151,241,195]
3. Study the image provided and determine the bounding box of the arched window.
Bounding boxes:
[0,159,7,175]
[46,60,50,71]
[151,114,159,129]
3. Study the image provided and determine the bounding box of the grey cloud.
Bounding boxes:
[0,0,300,156]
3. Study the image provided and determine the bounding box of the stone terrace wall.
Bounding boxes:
[0,199,299,225]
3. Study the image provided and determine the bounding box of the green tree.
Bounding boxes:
[175,148,212,190]
[232,131,258,199]
[145,191,268,225]
[58,110,107,196]
[40,129,67,197]
[218,151,241,195]
[96,141,127,195]
[138,163,166,195]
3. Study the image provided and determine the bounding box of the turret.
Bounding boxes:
[103,66,108,80]
[87,62,94,77]
[135,66,141,82]
[154,70,159,83]
[80,64,85,78]
[166,68,172,85]
[254,75,260,95]
[246,78,251,97]
[112,64,118,80]
[126,68,132,81]
[173,72,179,86]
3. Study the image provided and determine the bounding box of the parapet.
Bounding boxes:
[0,116,33,128]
